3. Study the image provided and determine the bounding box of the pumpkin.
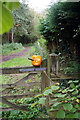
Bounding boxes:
[28,55,42,66]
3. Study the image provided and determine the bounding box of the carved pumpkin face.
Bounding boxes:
[31,55,42,66]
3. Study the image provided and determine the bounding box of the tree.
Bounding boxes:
[2,2,39,44]
[39,2,80,57]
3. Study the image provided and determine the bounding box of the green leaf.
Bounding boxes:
[72,90,78,95]
[54,93,66,97]
[62,89,68,93]
[68,97,76,100]
[51,85,59,91]
[56,110,65,118]
[75,104,79,108]
[53,102,61,107]
[66,113,74,118]
[77,95,80,98]
[73,80,79,83]
[52,98,58,101]
[0,3,13,34]
[38,97,46,104]
[70,83,75,88]
[5,2,19,11]
[68,89,74,92]
[68,80,73,84]
[73,112,79,118]
[63,103,73,111]
[43,89,52,96]
[70,108,77,113]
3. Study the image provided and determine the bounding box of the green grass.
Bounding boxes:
[0,56,32,68]
[0,74,29,84]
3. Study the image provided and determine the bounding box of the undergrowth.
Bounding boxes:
[29,38,49,59]
[2,43,24,56]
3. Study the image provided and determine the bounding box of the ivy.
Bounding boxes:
[63,103,73,111]
[56,110,65,118]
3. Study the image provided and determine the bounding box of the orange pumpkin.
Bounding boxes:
[30,55,42,66]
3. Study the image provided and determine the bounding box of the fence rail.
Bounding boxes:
[0,53,80,112]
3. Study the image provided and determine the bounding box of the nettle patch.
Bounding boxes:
[32,79,80,119]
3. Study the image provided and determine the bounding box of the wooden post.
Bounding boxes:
[47,55,51,77]
[41,71,50,109]
[41,71,50,92]
[48,53,59,75]
[56,55,60,75]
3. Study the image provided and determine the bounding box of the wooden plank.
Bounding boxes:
[51,73,80,79]
[0,97,29,111]
[0,84,14,88]
[41,71,50,92]
[19,67,46,72]
[50,53,59,75]
[56,56,60,74]
[51,77,80,80]
[13,72,38,86]
[0,66,41,74]
[41,59,47,67]
[0,93,38,99]
[47,55,51,77]
[0,107,13,112]
[0,59,47,74]
[0,72,38,95]
[0,82,41,88]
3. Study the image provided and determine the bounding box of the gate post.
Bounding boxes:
[47,53,59,75]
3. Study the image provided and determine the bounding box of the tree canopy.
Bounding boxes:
[39,2,80,57]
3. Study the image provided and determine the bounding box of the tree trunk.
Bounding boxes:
[12,27,14,43]
[8,32,10,43]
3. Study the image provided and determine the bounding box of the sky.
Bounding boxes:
[28,0,52,12]
[20,0,59,13]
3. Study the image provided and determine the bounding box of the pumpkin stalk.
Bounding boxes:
[28,58,34,61]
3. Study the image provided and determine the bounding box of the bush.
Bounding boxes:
[2,43,24,55]
[30,38,49,59]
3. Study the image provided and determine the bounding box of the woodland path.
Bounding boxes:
[0,47,30,63]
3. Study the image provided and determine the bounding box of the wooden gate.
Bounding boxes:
[0,53,80,112]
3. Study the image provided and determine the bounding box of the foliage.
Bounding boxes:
[39,2,80,57]
[12,3,33,36]
[2,2,40,44]
[31,79,80,119]
[59,55,80,74]
[63,61,80,74]
[0,1,19,34]
[2,43,24,56]
[1,98,48,119]
[29,38,49,59]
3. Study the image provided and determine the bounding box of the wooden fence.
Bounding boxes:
[0,53,80,112]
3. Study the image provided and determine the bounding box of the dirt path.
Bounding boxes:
[0,47,30,63]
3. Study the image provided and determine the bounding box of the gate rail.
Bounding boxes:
[0,54,80,111]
